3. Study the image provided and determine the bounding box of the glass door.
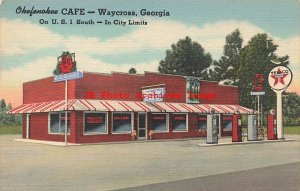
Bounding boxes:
[138,113,147,140]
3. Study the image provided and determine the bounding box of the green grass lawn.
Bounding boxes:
[0,125,22,135]
[284,126,300,134]
[0,124,299,135]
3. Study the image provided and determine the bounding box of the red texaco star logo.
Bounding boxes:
[271,68,288,86]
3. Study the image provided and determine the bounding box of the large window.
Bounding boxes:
[112,113,133,133]
[172,114,187,131]
[49,112,70,134]
[84,112,107,134]
[223,115,232,131]
[150,113,168,132]
[198,115,207,130]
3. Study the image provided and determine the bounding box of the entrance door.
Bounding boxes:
[138,113,147,140]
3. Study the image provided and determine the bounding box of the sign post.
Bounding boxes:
[53,52,83,146]
[268,66,292,139]
[65,80,68,147]
[54,71,83,146]
[251,74,265,128]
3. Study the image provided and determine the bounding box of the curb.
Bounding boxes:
[198,139,295,147]
[13,139,82,147]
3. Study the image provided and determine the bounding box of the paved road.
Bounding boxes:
[116,162,300,191]
[1,135,300,191]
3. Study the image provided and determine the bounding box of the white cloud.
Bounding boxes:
[0,53,158,88]
[1,18,297,64]
[0,18,63,55]
[71,52,159,73]
[275,36,300,67]
[1,18,299,104]
[0,56,56,88]
[62,19,266,59]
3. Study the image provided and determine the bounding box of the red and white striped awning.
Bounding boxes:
[149,102,254,114]
[149,102,207,113]
[75,100,161,112]
[7,99,161,114]
[7,99,255,114]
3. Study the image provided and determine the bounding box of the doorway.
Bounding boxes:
[138,113,147,140]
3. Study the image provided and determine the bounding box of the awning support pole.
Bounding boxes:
[257,95,260,128]
[65,80,68,147]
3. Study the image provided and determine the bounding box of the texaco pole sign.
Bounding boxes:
[268,66,293,139]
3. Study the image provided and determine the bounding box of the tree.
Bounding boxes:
[1,99,6,114]
[128,68,137,74]
[283,92,300,125]
[158,36,212,77]
[5,103,15,124]
[237,33,289,111]
[212,29,243,84]
[0,99,22,125]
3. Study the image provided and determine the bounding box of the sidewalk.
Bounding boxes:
[13,135,297,147]
[198,137,296,147]
[14,138,81,146]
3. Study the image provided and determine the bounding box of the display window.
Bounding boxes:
[49,112,70,134]
[150,113,168,132]
[223,115,233,131]
[198,115,207,130]
[172,114,188,131]
[112,112,133,133]
[84,112,107,134]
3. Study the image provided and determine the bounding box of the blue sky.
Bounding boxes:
[0,0,299,105]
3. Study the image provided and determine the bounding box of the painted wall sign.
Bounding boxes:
[113,115,130,121]
[186,77,201,103]
[173,115,186,121]
[142,87,165,102]
[268,66,293,91]
[151,115,166,120]
[86,116,104,124]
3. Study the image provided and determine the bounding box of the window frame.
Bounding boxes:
[150,113,169,133]
[48,112,70,135]
[83,111,108,135]
[223,114,233,131]
[111,112,134,134]
[172,113,188,132]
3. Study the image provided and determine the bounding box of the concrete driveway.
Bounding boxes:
[1,134,300,191]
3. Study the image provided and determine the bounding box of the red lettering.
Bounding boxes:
[84,91,96,99]
[198,117,206,120]
[87,116,103,124]
[101,91,130,100]
[113,115,130,121]
[152,116,165,120]
[174,116,185,120]
[135,92,143,99]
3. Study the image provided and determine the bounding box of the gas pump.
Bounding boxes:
[267,109,277,140]
[206,109,218,144]
[232,111,242,142]
[247,114,257,141]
